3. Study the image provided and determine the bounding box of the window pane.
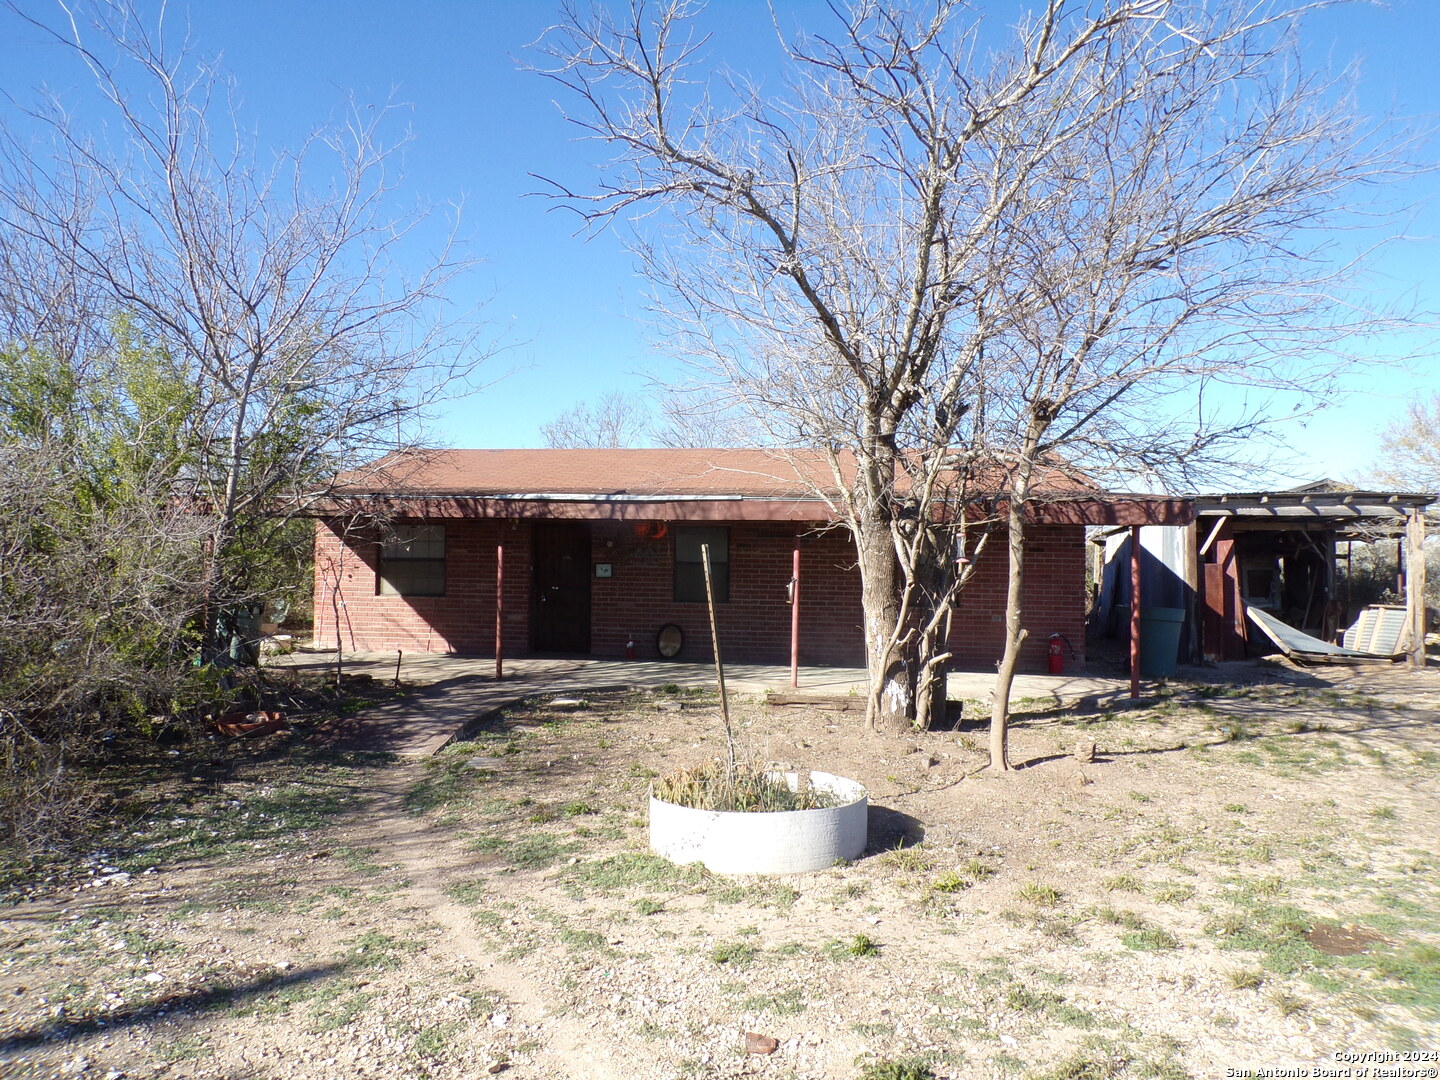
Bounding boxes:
[382,524,445,559]
[675,527,728,565]
[674,562,704,603]
[674,527,728,602]
[378,524,445,596]
[378,559,445,597]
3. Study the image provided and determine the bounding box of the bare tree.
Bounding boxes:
[541,390,657,447]
[540,386,756,448]
[0,0,487,647]
[537,0,1409,742]
[535,0,1052,731]
[965,2,1412,767]
[0,0,490,846]
[1370,392,1440,494]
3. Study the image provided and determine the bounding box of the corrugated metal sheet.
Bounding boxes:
[1342,605,1408,654]
[1247,607,1397,664]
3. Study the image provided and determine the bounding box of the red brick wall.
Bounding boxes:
[948,524,1089,672]
[313,518,1085,673]
[313,518,531,655]
[588,521,864,665]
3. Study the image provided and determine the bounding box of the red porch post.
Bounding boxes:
[790,540,801,689]
[495,541,504,681]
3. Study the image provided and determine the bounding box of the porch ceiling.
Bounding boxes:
[1194,487,1435,522]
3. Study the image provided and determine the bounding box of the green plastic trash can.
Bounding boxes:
[1138,606,1185,678]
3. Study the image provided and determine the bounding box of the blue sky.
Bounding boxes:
[1,0,1435,489]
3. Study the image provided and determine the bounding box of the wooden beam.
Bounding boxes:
[1198,516,1228,557]
[1322,530,1339,642]
[765,694,862,712]
[1406,510,1428,668]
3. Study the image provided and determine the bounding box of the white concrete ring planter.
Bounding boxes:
[649,771,868,875]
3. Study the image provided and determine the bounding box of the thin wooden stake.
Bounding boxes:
[702,543,735,775]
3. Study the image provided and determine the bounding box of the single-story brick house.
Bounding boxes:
[312,449,1188,672]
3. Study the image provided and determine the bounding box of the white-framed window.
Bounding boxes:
[377,524,445,597]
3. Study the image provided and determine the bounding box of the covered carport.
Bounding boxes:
[1093,481,1434,683]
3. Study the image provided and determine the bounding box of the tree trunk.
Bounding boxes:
[914,639,949,731]
[988,498,1028,771]
[857,520,912,733]
[912,528,953,731]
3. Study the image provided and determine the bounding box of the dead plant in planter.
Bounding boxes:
[651,761,839,813]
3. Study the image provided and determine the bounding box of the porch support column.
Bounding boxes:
[790,540,800,689]
[1406,509,1427,668]
[1130,525,1142,699]
[495,541,505,681]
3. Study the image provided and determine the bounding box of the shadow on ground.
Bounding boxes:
[0,964,347,1055]
[866,804,925,854]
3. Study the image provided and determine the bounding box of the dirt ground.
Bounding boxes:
[2,659,1438,1080]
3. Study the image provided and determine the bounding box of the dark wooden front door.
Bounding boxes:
[532,523,591,653]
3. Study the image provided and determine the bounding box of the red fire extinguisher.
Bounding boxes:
[1048,633,1065,675]
[625,634,636,660]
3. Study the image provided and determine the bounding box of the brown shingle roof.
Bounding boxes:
[338,447,1110,499]
[326,449,1191,526]
[340,449,839,500]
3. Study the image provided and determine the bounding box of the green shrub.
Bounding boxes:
[858,1060,936,1080]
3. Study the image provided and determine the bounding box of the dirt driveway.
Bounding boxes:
[2,661,1437,1079]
